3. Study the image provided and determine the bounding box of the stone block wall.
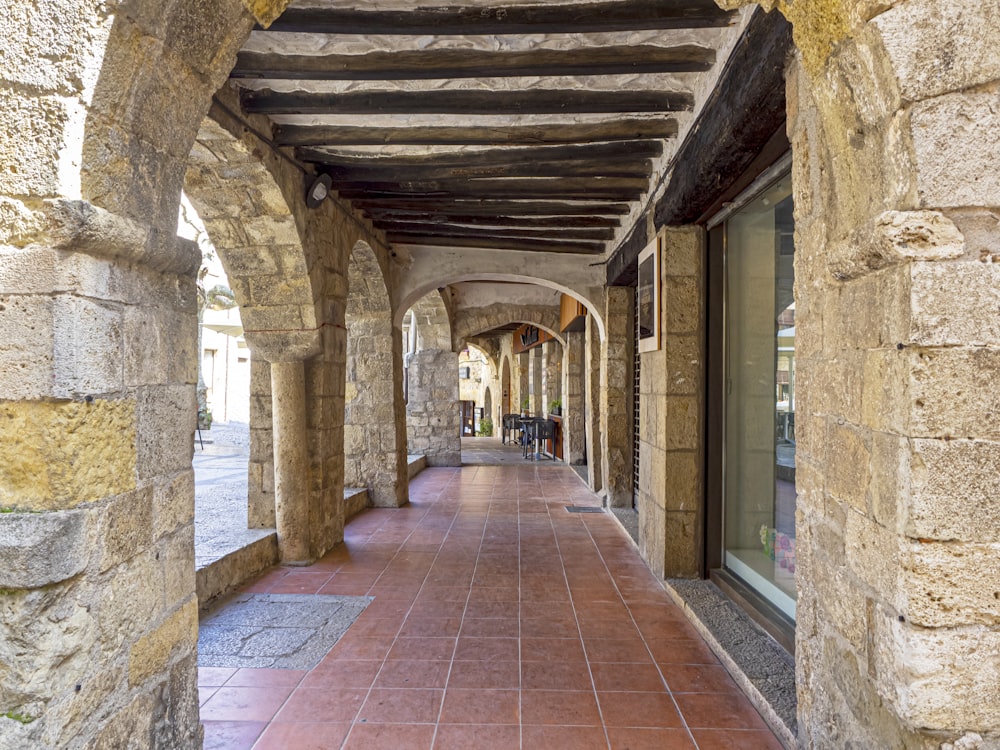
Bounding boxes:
[775,1,1000,746]
[636,228,705,579]
[0,229,203,748]
[406,348,461,466]
[542,340,562,413]
[584,313,604,493]
[601,286,634,508]
[248,357,275,528]
[562,330,587,464]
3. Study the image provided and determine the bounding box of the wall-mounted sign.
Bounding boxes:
[512,323,552,354]
[637,235,661,353]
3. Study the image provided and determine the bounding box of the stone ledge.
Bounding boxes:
[196,533,278,608]
[0,510,88,588]
[344,487,370,522]
[407,454,427,480]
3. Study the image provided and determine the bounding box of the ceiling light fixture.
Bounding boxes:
[306,173,332,208]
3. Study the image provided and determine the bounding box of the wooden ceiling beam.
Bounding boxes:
[316,159,651,181]
[231,45,714,81]
[373,220,615,241]
[351,199,632,216]
[363,211,621,229]
[241,89,693,116]
[297,140,662,168]
[386,233,605,254]
[259,1,736,35]
[273,120,677,147]
[336,181,646,201]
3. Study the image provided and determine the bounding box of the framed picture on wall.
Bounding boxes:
[637,235,660,353]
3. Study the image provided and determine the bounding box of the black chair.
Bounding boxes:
[520,417,539,459]
[533,419,557,460]
[502,413,520,445]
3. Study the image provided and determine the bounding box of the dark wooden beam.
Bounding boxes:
[317,159,651,181]
[241,89,694,116]
[260,1,736,35]
[386,233,605,254]
[364,211,621,229]
[336,179,646,201]
[373,220,615,241]
[607,8,793,285]
[273,120,678,147]
[231,45,714,81]
[354,199,632,216]
[298,140,662,169]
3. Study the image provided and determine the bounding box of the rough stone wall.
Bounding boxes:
[248,357,275,527]
[601,286,634,508]
[562,330,588,465]
[0,0,271,744]
[345,244,408,508]
[542,341,562,414]
[637,228,705,579]
[528,348,544,415]
[406,349,461,465]
[585,313,604,493]
[517,352,530,413]
[764,1,1000,747]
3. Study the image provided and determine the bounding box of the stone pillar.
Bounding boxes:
[270,360,313,564]
[406,349,461,466]
[528,347,543,415]
[516,352,529,413]
[601,287,634,508]
[0,204,202,747]
[562,330,587,465]
[542,340,562,414]
[248,357,275,527]
[780,4,1000,747]
[584,312,603,493]
[637,228,705,579]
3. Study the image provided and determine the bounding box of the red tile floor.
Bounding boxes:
[199,465,783,749]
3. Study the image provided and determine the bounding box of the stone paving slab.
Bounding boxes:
[198,593,372,670]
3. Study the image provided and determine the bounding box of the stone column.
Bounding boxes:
[270,360,313,564]
[0,203,202,747]
[406,348,461,465]
[637,228,705,578]
[248,358,275,527]
[584,312,603,493]
[542,340,562,414]
[529,348,543,415]
[781,5,1000,746]
[600,287,634,508]
[562,330,587,465]
[517,352,530,413]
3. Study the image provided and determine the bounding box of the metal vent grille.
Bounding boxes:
[633,281,642,508]
[565,506,604,514]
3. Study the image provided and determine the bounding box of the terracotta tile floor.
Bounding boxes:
[200,465,783,749]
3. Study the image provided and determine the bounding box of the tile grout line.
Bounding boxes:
[339,469,461,749]
[576,511,702,748]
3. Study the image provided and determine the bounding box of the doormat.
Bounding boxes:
[565,505,604,513]
[198,593,372,670]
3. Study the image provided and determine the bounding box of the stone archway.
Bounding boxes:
[405,290,461,465]
[345,242,407,507]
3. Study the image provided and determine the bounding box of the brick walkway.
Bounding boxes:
[199,466,782,749]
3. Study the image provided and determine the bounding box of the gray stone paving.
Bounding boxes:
[460,436,562,465]
[198,593,372,669]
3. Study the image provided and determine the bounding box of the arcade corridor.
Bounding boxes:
[199,466,780,749]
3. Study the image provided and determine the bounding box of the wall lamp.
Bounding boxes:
[306,173,333,208]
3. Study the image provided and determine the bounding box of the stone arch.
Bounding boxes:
[405,290,461,465]
[452,302,565,352]
[396,271,606,341]
[345,241,407,507]
[184,115,319,359]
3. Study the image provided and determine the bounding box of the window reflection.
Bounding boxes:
[723,175,796,620]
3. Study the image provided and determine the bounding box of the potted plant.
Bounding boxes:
[520,396,530,417]
[477,417,493,437]
[548,398,562,416]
